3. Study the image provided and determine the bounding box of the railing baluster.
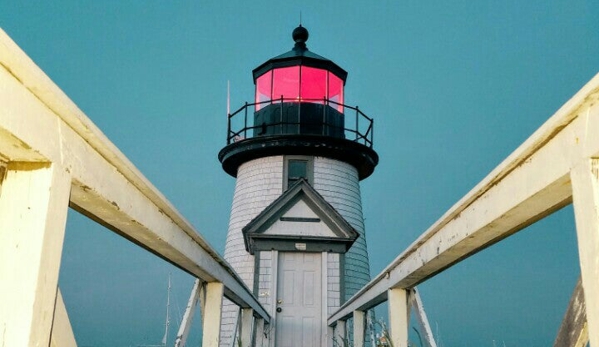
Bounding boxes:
[243,102,248,140]
[322,96,326,136]
[227,113,231,144]
[355,106,359,141]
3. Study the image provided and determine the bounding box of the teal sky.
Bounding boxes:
[2,1,598,346]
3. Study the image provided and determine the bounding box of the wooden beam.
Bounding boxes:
[553,277,588,347]
[0,29,269,323]
[0,162,71,347]
[388,288,409,347]
[335,320,347,346]
[202,282,224,347]
[174,279,200,347]
[571,159,599,347]
[329,73,599,325]
[50,289,78,347]
[353,311,365,347]
[240,308,254,347]
[411,288,437,347]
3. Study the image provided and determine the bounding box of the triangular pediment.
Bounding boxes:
[243,179,358,254]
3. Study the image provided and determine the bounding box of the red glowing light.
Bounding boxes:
[255,66,344,111]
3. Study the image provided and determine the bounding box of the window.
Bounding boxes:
[284,156,313,190]
[254,67,345,111]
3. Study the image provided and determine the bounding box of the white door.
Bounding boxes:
[275,252,322,347]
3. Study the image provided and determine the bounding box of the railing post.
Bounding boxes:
[335,320,347,346]
[0,162,71,347]
[240,308,253,347]
[202,282,224,347]
[370,119,374,147]
[244,102,248,140]
[388,288,409,347]
[280,95,284,129]
[254,319,268,347]
[227,112,231,144]
[322,96,326,136]
[353,310,365,347]
[571,158,599,347]
[355,106,359,141]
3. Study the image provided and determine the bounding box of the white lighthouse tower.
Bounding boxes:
[218,26,378,347]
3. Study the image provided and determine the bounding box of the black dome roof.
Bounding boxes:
[252,26,347,84]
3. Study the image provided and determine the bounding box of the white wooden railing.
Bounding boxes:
[1,25,598,347]
[328,73,599,347]
[0,29,269,347]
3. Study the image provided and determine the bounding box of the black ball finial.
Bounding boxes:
[292,25,309,45]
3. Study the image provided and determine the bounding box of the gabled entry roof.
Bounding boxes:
[242,179,359,254]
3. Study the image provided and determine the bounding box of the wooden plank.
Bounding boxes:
[0,162,71,347]
[240,308,254,347]
[202,282,224,347]
[335,320,347,346]
[329,73,599,325]
[388,288,409,347]
[353,310,365,347]
[0,29,269,323]
[174,279,200,347]
[50,289,78,347]
[571,159,599,347]
[411,288,437,347]
[553,277,588,347]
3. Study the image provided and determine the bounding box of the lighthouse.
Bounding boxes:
[218,25,378,347]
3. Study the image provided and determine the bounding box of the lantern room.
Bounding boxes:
[219,25,378,181]
[252,25,347,138]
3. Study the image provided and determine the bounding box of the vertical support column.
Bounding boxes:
[240,308,253,347]
[202,282,224,347]
[353,310,365,347]
[571,158,599,347]
[254,319,267,347]
[388,288,409,347]
[335,320,347,346]
[0,162,71,347]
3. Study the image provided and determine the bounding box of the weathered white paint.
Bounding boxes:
[388,288,409,347]
[410,288,437,347]
[353,311,365,347]
[240,308,254,347]
[329,73,599,325]
[203,282,225,347]
[0,27,269,344]
[335,320,347,346]
[571,158,599,347]
[175,279,201,347]
[0,162,71,347]
[50,289,78,347]
[254,319,267,347]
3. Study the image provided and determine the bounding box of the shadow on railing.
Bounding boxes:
[226,97,374,148]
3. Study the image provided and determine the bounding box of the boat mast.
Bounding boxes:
[161,274,171,346]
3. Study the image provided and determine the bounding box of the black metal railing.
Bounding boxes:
[226,97,374,148]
